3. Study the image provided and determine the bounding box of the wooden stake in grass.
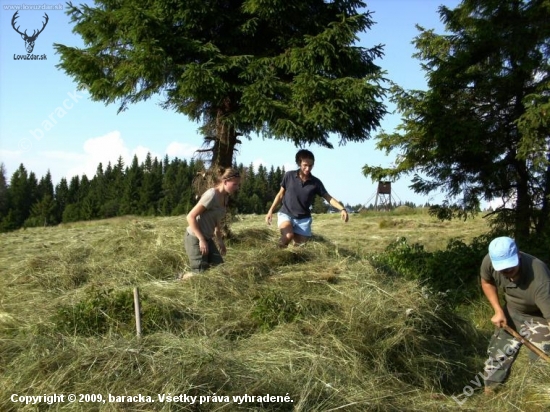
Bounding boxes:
[133,287,142,338]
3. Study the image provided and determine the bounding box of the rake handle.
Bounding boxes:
[502,324,550,363]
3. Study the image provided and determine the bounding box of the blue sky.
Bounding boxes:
[0,0,463,207]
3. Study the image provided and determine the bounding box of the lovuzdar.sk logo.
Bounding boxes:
[11,11,49,60]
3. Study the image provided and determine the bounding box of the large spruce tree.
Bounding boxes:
[54,0,386,169]
[363,0,550,241]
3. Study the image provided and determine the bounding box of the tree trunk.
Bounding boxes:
[192,102,239,197]
[515,159,531,243]
[212,107,238,169]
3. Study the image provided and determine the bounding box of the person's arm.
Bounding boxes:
[481,278,507,327]
[187,203,209,255]
[266,187,285,225]
[533,277,550,328]
[323,193,349,223]
[214,224,226,255]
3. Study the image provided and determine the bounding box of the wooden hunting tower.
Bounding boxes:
[374,181,392,210]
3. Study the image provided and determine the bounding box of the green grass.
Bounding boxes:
[1,211,549,411]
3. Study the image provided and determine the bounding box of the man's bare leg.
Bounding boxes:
[293,234,308,247]
[278,222,294,248]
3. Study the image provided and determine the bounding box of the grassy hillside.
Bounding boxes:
[1,210,549,411]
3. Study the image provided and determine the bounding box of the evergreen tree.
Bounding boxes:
[312,196,329,214]
[175,159,200,215]
[162,155,170,177]
[83,163,106,220]
[236,163,256,214]
[0,210,18,231]
[7,164,33,227]
[266,166,285,212]
[23,170,58,227]
[37,171,54,202]
[140,153,162,215]
[104,157,126,217]
[121,155,143,215]
[62,203,81,223]
[67,175,80,204]
[254,164,268,213]
[81,195,98,220]
[101,162,117,217]
[0,163,9,221]
[248,194,263,215]
[27,172,39,217]
[151,157,164,213]
[363,0,550,241]
[63,175,82,222]
[79,175,91,202]
[55,0,386,170]
[160,158,180,215]
[54,178,70,223]
[27,195,56,227]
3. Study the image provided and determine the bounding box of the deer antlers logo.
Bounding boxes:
[11,11,49,54]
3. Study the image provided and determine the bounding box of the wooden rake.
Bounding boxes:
[503,324,550,363]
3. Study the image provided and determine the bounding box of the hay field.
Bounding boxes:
[1,210,549,411]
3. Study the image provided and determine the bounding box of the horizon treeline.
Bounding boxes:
[0,154,292,232]
[0,155,423,233]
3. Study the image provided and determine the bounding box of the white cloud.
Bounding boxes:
[252,158,265,169]
[166,141,198,158]
[65,132,163,178]
[41,151,86,162]
[83,131,128,158]
[487,196,516,211]
[283,162,294,171]
[1,131,164,184]
[66,131,131,179]
[134,145,159,163]
[0,149,22,161]
[487,199,503,210]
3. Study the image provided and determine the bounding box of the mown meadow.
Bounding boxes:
[1,208,549,411]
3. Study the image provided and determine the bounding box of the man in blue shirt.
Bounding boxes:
[265,149,349,247]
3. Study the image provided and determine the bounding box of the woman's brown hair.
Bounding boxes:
[219,167,241,182]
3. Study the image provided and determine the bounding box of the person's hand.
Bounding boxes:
[266,212,273,225]
[199,239,208,255]
[341,209,349,223]
[491,311,507,328]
